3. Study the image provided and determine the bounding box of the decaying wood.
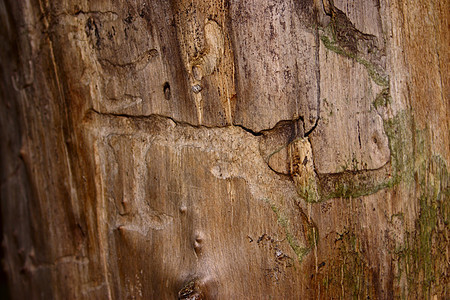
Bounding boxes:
[0,0,448,299]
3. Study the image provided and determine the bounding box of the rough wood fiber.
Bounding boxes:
[0,0,448,299]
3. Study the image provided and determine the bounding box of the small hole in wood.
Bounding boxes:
[163,82,171,100]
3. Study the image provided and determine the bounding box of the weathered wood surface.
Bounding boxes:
[0,0,448,299]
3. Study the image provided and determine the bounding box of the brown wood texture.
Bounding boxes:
[0,0,448,299]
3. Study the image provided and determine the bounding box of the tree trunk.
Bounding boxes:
[0,0,448,299]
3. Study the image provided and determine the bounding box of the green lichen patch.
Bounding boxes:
[296,107,449,295]
[293,112,413,204]
[356,56,389,87]
[318,165,394,200]
[292,18,399,204]
[320,33,389,88]
[385,115,449,298]
[320,34,351,58]
[295,161,394,204]
[373,87,391,109]
[305,112,414,202]
[295,176,320,203]
[383,112,415,186]
[394,155,449,298]
[329,9,359,54]
[311,229,377,299]
[267,200,317,263]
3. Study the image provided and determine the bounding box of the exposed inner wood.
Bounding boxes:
[0,0,448,299]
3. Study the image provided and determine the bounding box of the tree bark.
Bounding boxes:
[0,0,448,299]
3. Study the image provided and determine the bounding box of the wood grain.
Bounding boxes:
[0,0,448,299]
